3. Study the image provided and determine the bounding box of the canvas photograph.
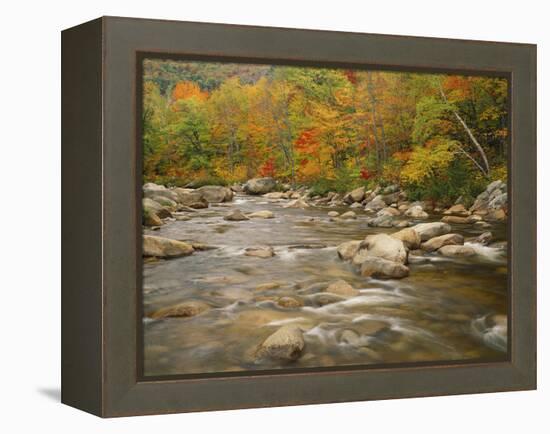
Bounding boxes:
[140,58,509,377]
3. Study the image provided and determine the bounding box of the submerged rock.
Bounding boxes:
[149,300,210,319]
[283,199,310,209]
[325,280,359,296]
[340,210,357,219]
[245,246,275,258]
[256,325,305,361]
[247,210,274,219]
[277,296,304,308]
[142,235,194,258]
[223,209,250,221]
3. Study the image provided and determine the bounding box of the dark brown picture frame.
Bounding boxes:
[61,16,537,417]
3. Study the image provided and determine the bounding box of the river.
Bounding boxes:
[142,194,508,376]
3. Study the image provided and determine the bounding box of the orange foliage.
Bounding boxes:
[172,81,208,101]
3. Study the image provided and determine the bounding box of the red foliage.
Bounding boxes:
[259,157,276,177]
[360,168,372,180]
[344,70,357,85]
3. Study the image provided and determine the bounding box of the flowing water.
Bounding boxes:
[142,195,508,376]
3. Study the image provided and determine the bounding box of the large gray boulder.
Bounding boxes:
[197,185,234,203]
[412,222,451,241]
[143,183,179,201]
[356,233,408,264]
[142,235,194,258]
[364,196,386,213]
[256,325,305,361]
[244,177,277,195]
[172,188,208,209]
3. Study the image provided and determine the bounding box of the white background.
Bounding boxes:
[0,0,546,432]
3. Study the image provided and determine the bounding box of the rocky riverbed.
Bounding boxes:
[142,178,508,376]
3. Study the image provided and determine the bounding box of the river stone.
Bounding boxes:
[197,185,233,203]
[360,257,409,279]
[475,231,493,245]
[283,199,310,209]
[412,222,451,241]
[325,280,359,296]
[245,246,275,258]
[488,192,507,210]
[339,329,361,346]
[441,215,469,224]
[255,282,281,291]
[277,296,304,308]
[358,233,408,264]
[340,210,357,219]
[327,211,340,217]
[247,210,274,219]
[256,325,305,361]
[150,195,178,211]
[381,192,400,205]
[391,227,421,250]
[405,205,428,218]
[143,235,194,258]
[377,207,401,217]
[337,240,361,261]
[345,186,365,203]
[368,214,394,228]
[364,197,386,213]
[143,208,163,227]
[485,208,506,221]
[438,245,476,257]
[421,233,464,252]
[466,214,483,223]
[263,192,285,199]
[149,300,210,319]
[172,188,209,208]
[143,183,179,202]
[143,198,173,219]
[244,177,277,194]
[443,204,471,216]
[474,221,492,229]
[224,209,250,221]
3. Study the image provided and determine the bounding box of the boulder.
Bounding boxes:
[325,280,359,296]
[143,198,172,219]
[466,214,483,223]
[245,246,275,258]
[360,257,409,279]
[485,208,507,222]
[149,300,210,319]
[381,192,400,205]
[475,231,493,245]
[405,205,428,218]
[391,227,421,250]
[357,233,408,264]
[143,183,179,202]
[223,209,250,221]
[172,188,209,209]
[364,197,386,212]
[244,177,277,195]
[438,245,476,257]
[256,325,305,361]
[368,214,394,228]
[283,199,310,209]
[393,220,410,228]
[340,211,357,220]
[345,186,366,203]
[247,210,275,219]
[443,204,471,216]
[421,233,464,252]
[142,235,194,258]
[149,195,178,211]
[197,185,233,203]
[143,208,163,227]
[488,192,507,210]
[377,207,401,217]
[412,222,452,241]
[230,184,244,193]
[337,240,362,261]
[441,215,469,224]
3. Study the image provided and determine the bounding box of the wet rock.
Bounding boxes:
[283,199,310,209]
[421,233,464,252]
[327,211,340,217]
[277,296,304,308]
[311,292,346,306]
[377,207,401,217]
[337,240,362,261]
[143,235,194,258]
[405,205,428,218]
[359,257,409,279]
[244,177,277,195]
[438,245,476,257]
[245,246,275,258]
[263,192,285,199]
[223,209,250,221]
[197,185,233,203]
[358,233,408,264]
[143,208,163,227]
[412,222,451,241]
[256,325,305,361]
[475,231,493,245]
[149,300,211,319]
[391,227,421,250]
[466,214,483,223]
[441,215,469,224]
[325,280,359,296]
[474,221,492,229]
[339,329,361,346]
[247,210,274,219]
[255,282,282,291]
[340,210,357,219]
[443,204,471,216]
[143,198,173,219]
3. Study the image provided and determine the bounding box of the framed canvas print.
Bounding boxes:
[61,16,536,417]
